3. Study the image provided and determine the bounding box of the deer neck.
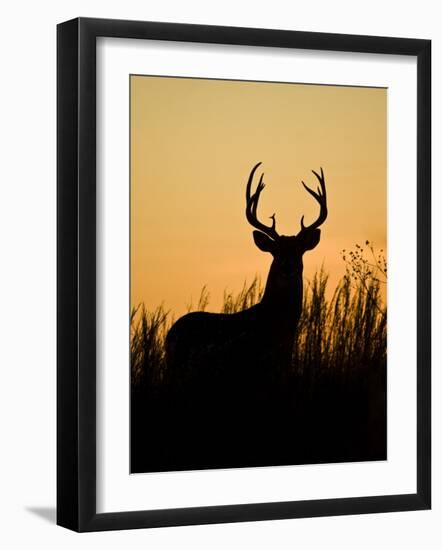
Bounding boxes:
[260,257,303,324]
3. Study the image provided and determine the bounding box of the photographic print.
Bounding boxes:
[130,75,387,474]
[57,18,431,531]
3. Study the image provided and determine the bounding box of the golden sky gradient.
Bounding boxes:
[131,75,386,317]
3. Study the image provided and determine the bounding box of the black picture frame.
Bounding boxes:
[57,17,431,532]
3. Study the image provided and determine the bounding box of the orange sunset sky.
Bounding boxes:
[131,75,387,317]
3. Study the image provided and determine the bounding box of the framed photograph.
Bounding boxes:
[57,17,431,532]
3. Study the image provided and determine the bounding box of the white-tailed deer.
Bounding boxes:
[166,162,328,397]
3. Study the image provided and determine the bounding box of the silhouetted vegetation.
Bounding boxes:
[131,244,386,473]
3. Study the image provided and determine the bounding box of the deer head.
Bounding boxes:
[246,162,327,297]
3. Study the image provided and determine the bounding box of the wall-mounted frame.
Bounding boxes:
[57,17,431,532]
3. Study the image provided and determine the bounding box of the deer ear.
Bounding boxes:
[301,229,321,251]
[253,231,275,253]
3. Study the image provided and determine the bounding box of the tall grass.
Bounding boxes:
[130,304,169,391]
[131,264,386,391]
[293,268,386,377]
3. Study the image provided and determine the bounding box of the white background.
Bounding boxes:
[0,1,439,548]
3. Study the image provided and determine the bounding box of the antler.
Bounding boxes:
[246,162,280,240]
[300,168,328,232]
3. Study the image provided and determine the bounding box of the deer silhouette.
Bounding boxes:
[166,162,328,403]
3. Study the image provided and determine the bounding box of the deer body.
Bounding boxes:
[165,163,327,398]
[166,271,300,388]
